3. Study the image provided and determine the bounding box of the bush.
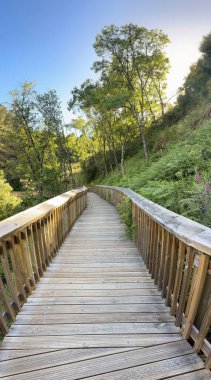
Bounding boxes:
[117,197,136,238]
[0,170,21,221]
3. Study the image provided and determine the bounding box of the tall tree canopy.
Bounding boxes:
[92,24,170,159]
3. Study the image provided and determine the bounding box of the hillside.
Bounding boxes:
[96,106,211,227]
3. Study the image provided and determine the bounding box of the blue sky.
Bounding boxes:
[0,0,211,121]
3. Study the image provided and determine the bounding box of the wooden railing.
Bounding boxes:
[92,185,211,368]
[0,187,87,335]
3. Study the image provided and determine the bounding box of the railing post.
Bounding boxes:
[194,297,211,352]
[1,241,21,311]
[182,252,209,338]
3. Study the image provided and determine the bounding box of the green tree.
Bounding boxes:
[0,170,21,220]
[36,90,76,189]
[93,24,170,159]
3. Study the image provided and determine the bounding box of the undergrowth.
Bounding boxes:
[97,116,211,227]
[117,197,136,238]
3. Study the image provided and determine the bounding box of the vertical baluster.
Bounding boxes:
[131,202,136,243]
[171,241,186,316]
[158,229,167,291]
[1,241,21,311]
[41,219,50,265]
[165,236,178,307]
[205,352,211,369]
[154,226,162,286]
[37,221,47,270]
[20,231,36,288]
[138,208,142,252]
[67,201,71,233]
[194,297,211,352]
[27,226,40,282]
[7,239,27,302]
[139,210,144,259]
[32,224,44,277]
[53,209,59,252]
[12,235,32,294]
[183,252,209,338]
[49,213,56,257]
[151,222,158,280]
[145,215,150,268]
[58,206,63,245]
[44,217,52,263]
[0,276,15,322]
[161,232,172,298]
[0,313,8,335]
[175,246,195,326]
[147,219,153,272]
[148,221,155,275]
[142,213,147,263]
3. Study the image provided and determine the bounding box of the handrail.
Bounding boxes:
[0,187,87,335]
[92,185,211,368]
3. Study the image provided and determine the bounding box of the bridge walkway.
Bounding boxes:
[0,193,210,379]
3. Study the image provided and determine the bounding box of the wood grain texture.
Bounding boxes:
[0,193,208,379]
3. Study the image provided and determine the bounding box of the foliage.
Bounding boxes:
[10,83,77,197]
[69,23,170,170]
[177,32,211,114]
[117,197,136,238]
[98,119,211,227]
[0,171,21,220]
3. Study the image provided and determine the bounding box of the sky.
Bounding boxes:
[0,0,211,122]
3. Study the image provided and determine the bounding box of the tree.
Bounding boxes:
[11,83,76,196]
[93,24,170,159]
[11,83,49,195]
[177,32,211,113]
[0,170,21,220]
[0,105,21,189]
[36,90,76,189]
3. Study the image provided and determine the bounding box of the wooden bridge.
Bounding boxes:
[0,186,210,379]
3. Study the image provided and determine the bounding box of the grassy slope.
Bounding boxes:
[97,111,211,227]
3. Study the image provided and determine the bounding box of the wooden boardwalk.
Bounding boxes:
[0,193,210,379]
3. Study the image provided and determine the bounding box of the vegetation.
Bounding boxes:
[117,197,136,238]
[0,171,21,220]
[0,24,210,228]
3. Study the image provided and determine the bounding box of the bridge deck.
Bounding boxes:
[0,193,210,379]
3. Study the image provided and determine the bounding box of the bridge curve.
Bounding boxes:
[0,191,210,379]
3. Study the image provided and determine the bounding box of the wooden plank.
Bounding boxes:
[0,349,60,362]
[1,333,182,350]
[46,267,149,272]
[39,277,154,283]
[166,370,211,379]
[29,289,160,297]
[25,295,164,305]
[8,322,180,336]
[43,273,151,278]
[48,263,144,268]
[0,348,135,377]
[20,303,170,314]
[35,282,156,290]
[0,352,204,380]
[85,355,206,380]
[15,312,175,324]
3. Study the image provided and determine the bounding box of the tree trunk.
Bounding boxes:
[120,144,125,175]
[68,162,76,189]
[139,123,148,160]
